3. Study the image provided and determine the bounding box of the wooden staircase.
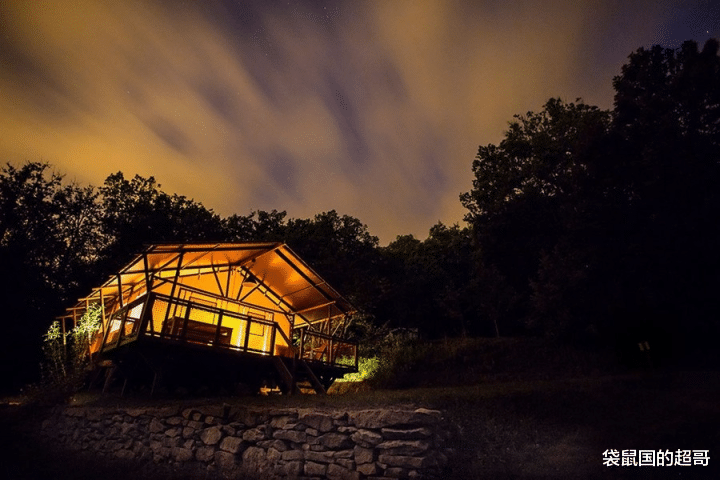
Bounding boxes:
[272,356,328,395]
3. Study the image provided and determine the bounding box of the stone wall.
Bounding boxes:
[39,403,454,479]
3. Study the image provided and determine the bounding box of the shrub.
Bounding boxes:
[32,304,102,402]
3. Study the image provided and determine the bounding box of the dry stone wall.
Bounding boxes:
[40,403,454,479]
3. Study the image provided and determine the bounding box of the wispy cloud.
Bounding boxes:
[0,0,710,242]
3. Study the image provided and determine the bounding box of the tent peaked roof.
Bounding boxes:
[71,242,356,326]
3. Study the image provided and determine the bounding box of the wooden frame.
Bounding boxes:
[60,243,359,377]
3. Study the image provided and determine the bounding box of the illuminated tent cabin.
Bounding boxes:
[58,243,358,394]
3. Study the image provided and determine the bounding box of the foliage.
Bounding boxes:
[36,304,102,401]
[336,356,380,383]
[40,321,67,383]
[461,39,720,361]
[0,162,104,392]
[98,172,224,273]
[70,303,103,373]
[378,223,480,338]
[362,337,434,389]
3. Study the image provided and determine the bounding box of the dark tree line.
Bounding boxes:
[461,39,720,363]
[2,39,719,392]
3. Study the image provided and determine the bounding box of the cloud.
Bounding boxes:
[0,0,710,243]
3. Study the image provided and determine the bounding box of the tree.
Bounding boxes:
[97,172,224,274]
[223,209,288,242]
[378,223,478,338]
[284,210,381,315]
[461,39,720,363]
[0,162,104,391]
[460,99,613,339]
[610,39,720,359]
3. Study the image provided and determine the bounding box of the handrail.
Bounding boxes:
[100,292,357,371]
[297,328,358,370]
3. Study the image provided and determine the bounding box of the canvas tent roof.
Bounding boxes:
[64,242,356,327]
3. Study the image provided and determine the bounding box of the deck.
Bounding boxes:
[94,292,358,394]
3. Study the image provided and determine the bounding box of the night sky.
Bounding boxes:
[1,1,718,244]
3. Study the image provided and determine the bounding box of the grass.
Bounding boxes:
[2,337,719,479]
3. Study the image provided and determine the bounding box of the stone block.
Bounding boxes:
[305,450,335,463]
[200,426,223,445]
[298,412,334,432]
[270,415,295,429]
[350,429,383,446]
[172,446,193,462]
[334,449,354,459]
[304,461,327,477]
[281,460,303,477]
[243,427,267,442]
[378,454,426,470]
[257,439,288,452]
[376,440,430,456]
[166,416,183,426]
[327,463,360,480]
[350,409,440,429]
[242,446,270,472]
[149,418,165,433]
[273,429,306,443]
[187,420,204,430]
[357,462,378,476]
[336,458,355,470]
[282,449,304,461]
[318,432,352,449]
[165,427,181,438]
[354,446,374,464]
[384,467,409,478]
[267,447,282,463]
[381,427,432,440]
[215,450,236,470]
[219,436,244,454]
[149,440,163,453]
[195,446,215,463]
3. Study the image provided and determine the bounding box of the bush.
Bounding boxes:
[31,304,102,403]
[365,338,433,389]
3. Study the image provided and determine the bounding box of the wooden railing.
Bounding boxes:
[297,329,359,371]
[99,293,358,371]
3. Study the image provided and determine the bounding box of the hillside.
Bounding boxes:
[2,337,718,479]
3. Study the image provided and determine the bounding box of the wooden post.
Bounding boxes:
[61,315,67,346]
[299,329,305,360]
[180,301,191,342]
[163,252,185,334]
[354,343,359,371]
[214,311,224,346]
[243,318,251,352]
[116,305,129,347]
[138,293,154,337]
[270,323,277,356]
